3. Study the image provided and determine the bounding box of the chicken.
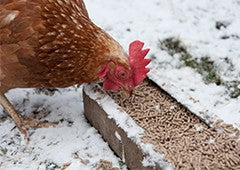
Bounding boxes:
[0,0,151,139]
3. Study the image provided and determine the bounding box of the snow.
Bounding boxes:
[114,131,121,141]
[84,84,172,169]
[1,0,240,169]
[85,0,240,129]
[194,124,203,132]
[0,87,125,169]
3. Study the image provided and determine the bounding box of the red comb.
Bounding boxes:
[129,40,151,86]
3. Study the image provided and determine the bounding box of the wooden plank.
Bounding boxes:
[83,90,161,170]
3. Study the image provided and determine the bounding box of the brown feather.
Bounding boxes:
[0,0,128,93]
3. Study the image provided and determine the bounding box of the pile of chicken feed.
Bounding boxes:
[109,80,240,170]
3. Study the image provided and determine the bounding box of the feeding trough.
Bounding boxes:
[83,79,240,170]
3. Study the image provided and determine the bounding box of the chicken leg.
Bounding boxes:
[0,93,58,140]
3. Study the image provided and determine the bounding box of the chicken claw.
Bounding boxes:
[15,115,58,141]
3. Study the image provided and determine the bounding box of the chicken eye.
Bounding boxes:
[118,70,127,78]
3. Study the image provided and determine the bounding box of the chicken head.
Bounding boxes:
[99,40,151,94]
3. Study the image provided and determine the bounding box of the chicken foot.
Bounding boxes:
[0,93,58,140]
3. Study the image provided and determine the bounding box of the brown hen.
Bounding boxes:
[0,0,150,139]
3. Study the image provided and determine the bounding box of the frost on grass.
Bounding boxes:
[152,37,240,129]
[159,37,240,97]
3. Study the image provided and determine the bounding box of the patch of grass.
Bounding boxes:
[118,160,125,169]
[0,147,8,156]
[180,52,198,68]
[159,38,222,85]
[159,38,187,56]
[225,81,240,98]
[150,54,157,60]
[44,160,60,170]
[196,57,222,85]
[159,37,239,98]
[215,21,229,30]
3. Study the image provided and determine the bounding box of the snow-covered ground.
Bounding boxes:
[0,87,126,169]
[1,0,240,169]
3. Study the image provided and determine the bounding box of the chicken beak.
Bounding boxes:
[123,86,133,97]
